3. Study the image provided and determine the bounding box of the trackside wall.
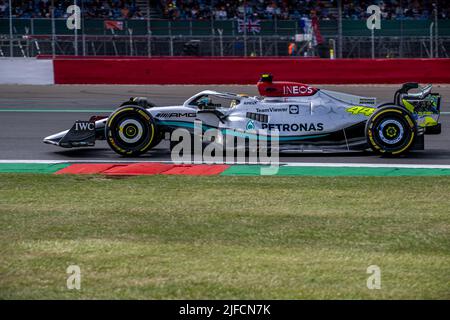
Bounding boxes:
[52,58,450,85]
[0,58,54,85]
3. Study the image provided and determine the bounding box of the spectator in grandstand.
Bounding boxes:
[37,0,51,18]
[214,6,227,20]
[0,0,7,18]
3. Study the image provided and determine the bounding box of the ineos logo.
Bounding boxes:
[283,86,313,95]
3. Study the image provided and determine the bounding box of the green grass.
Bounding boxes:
[0,174,449,299]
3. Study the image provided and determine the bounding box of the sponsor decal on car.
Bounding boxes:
[256,107,288,113]
[74,121,95,131]
[289,105,299,114]
[359,98,377,105]
[246,112,269,123]
[246,120,256,130]
[262,123,324,132]
[283,85,315,95]
[156,112,197,118]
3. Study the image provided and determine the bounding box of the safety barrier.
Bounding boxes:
[0,58,54,85]
[1,57,449,85]
[53,57,450,84]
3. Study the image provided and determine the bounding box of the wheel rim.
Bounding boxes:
[377,119,404,145]
[118,119,144,144]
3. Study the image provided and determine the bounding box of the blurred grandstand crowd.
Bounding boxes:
[162,0,449,20]
[0,0,449,20]
[0,0,143,18]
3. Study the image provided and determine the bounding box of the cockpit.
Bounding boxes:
[188,93,240,110]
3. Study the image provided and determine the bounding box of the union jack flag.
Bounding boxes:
[237,19,261,34]
[104,20,124,31]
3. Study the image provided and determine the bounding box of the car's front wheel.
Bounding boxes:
[365,106,417,156]
[105,105,158,156]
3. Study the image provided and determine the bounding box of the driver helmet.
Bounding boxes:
[198,96,211,105]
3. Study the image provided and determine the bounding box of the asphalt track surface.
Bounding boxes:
[0,84,449,164]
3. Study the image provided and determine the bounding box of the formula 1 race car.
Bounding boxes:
[44,74,442,157]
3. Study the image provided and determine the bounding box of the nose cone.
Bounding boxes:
[43,130,69,146]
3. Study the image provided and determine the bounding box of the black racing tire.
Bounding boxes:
[119,97,157,108]
[365,106,417,156]
[151,131,164,148]
[105,105,158,156]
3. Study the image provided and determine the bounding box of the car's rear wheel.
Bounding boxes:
[105,106,158,156]
[365,106,417,156]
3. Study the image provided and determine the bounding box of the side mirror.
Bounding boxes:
[260,73,273,83]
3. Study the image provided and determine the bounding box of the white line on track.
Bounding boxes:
[2,160,450,169]
[0,160,66,164]
[282,162,450,169]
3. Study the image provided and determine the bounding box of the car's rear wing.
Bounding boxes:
[395,83,441,134]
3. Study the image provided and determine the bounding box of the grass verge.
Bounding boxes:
[0,174,449,299]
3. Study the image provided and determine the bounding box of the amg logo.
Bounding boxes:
[156,112,196,118]
[262,123,324,132]
[75,122,95,131]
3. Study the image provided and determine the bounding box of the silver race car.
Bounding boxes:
[44,74,441,157]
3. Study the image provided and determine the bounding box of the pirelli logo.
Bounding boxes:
[246,112,268,123]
